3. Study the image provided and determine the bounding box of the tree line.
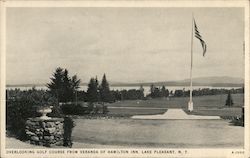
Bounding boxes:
[7,67,244,103]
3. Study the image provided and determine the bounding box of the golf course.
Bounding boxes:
[106,93,243,116]
[71,93,244,148]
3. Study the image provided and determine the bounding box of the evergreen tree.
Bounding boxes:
[47,67,81,103]
[100,74,112,102]
[139,85,144,99]
[47,67,66,102]
[62,69,73,101]
[71,75,81,104]
[153,87,161,98]
[165,88,169,97]
[225,91,234,106]
[86,78,99,103]
[150,84,155,98]
[95,76,101,102]
[161,86,166,97]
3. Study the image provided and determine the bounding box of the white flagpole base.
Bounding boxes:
[188,101,193,112]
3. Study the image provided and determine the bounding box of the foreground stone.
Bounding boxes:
[25,117,64,147]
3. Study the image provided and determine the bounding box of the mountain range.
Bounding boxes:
[6,76,244,87]
[110,76,244,87]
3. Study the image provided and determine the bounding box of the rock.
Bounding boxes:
[46,127,56,134]
[41,122,46,128]
[26,131,36,136]
[44,136,54,141]
[38,141,44,146]
[25,118,64,147]
[44,136,51,140]
[55,131,63,135]
[58,124,63,129]
[46,122,55,128]
[31,136,39,141]
[35,131,43,135]
[55,141,63,146]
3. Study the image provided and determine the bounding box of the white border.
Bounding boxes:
[3,0,249,8]
[0,1,6,157]
[0,1,249,158]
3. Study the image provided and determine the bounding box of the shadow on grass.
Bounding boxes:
[228,118,244,127]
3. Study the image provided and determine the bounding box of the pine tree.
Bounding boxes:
[100,74,112,103]
[62,69,73,102]
[165,89,169,97]
[225,91,234,106]
[71,75,81,104]
[95,76,101,102]
[47,67,65,102]
[47,67,81,103]
[150,84,155,98]
[139,85,144,99]
[161,86,166,97]
[86,78,99,103]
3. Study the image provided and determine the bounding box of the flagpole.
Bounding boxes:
[188,15,194,112]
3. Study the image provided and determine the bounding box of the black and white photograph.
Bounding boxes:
[0,1,249,158]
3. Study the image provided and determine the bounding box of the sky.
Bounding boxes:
[6,7,244,85]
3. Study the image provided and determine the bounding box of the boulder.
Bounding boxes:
[31,136,39,141]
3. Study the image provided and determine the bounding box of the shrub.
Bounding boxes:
[6,89,58,140]
[61,102,109,115]
[6,99,38,140]
[61,103,88,115]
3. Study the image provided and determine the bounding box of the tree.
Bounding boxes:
[95,76,101,102]
[47,67,65,102]
[161,86,169,97]
[71,75,81,104]
[225,91,234,106]
[174,90,184,97]
[160,86,167,97]
[150,84,155,95]
[62,69,73,101]
[47,67,81,103]
[139,85,144,99]
[165,89,169,98]
[99,74,112,103]
[149,84,155,98]
[153,87,161,98]
[86,78,99,103]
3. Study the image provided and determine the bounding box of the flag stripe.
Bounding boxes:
[194,19,207,56]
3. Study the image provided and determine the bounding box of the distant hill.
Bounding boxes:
[110,76,244,87]
[6,76,244,88]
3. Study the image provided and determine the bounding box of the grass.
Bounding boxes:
[106,94,244,117]
[70,94,244,148]
[72,118,244,148]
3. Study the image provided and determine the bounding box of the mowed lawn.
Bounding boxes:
[106,94,244,117]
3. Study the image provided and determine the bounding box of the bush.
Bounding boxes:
[6,89,58,140]
[61,103,88,115]
[6,99,39,140]
[61,102,109,115]
[63,117,75,147]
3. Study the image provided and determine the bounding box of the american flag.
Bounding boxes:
[194,19,207,56]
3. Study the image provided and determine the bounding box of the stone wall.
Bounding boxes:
[25,118,64,147]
